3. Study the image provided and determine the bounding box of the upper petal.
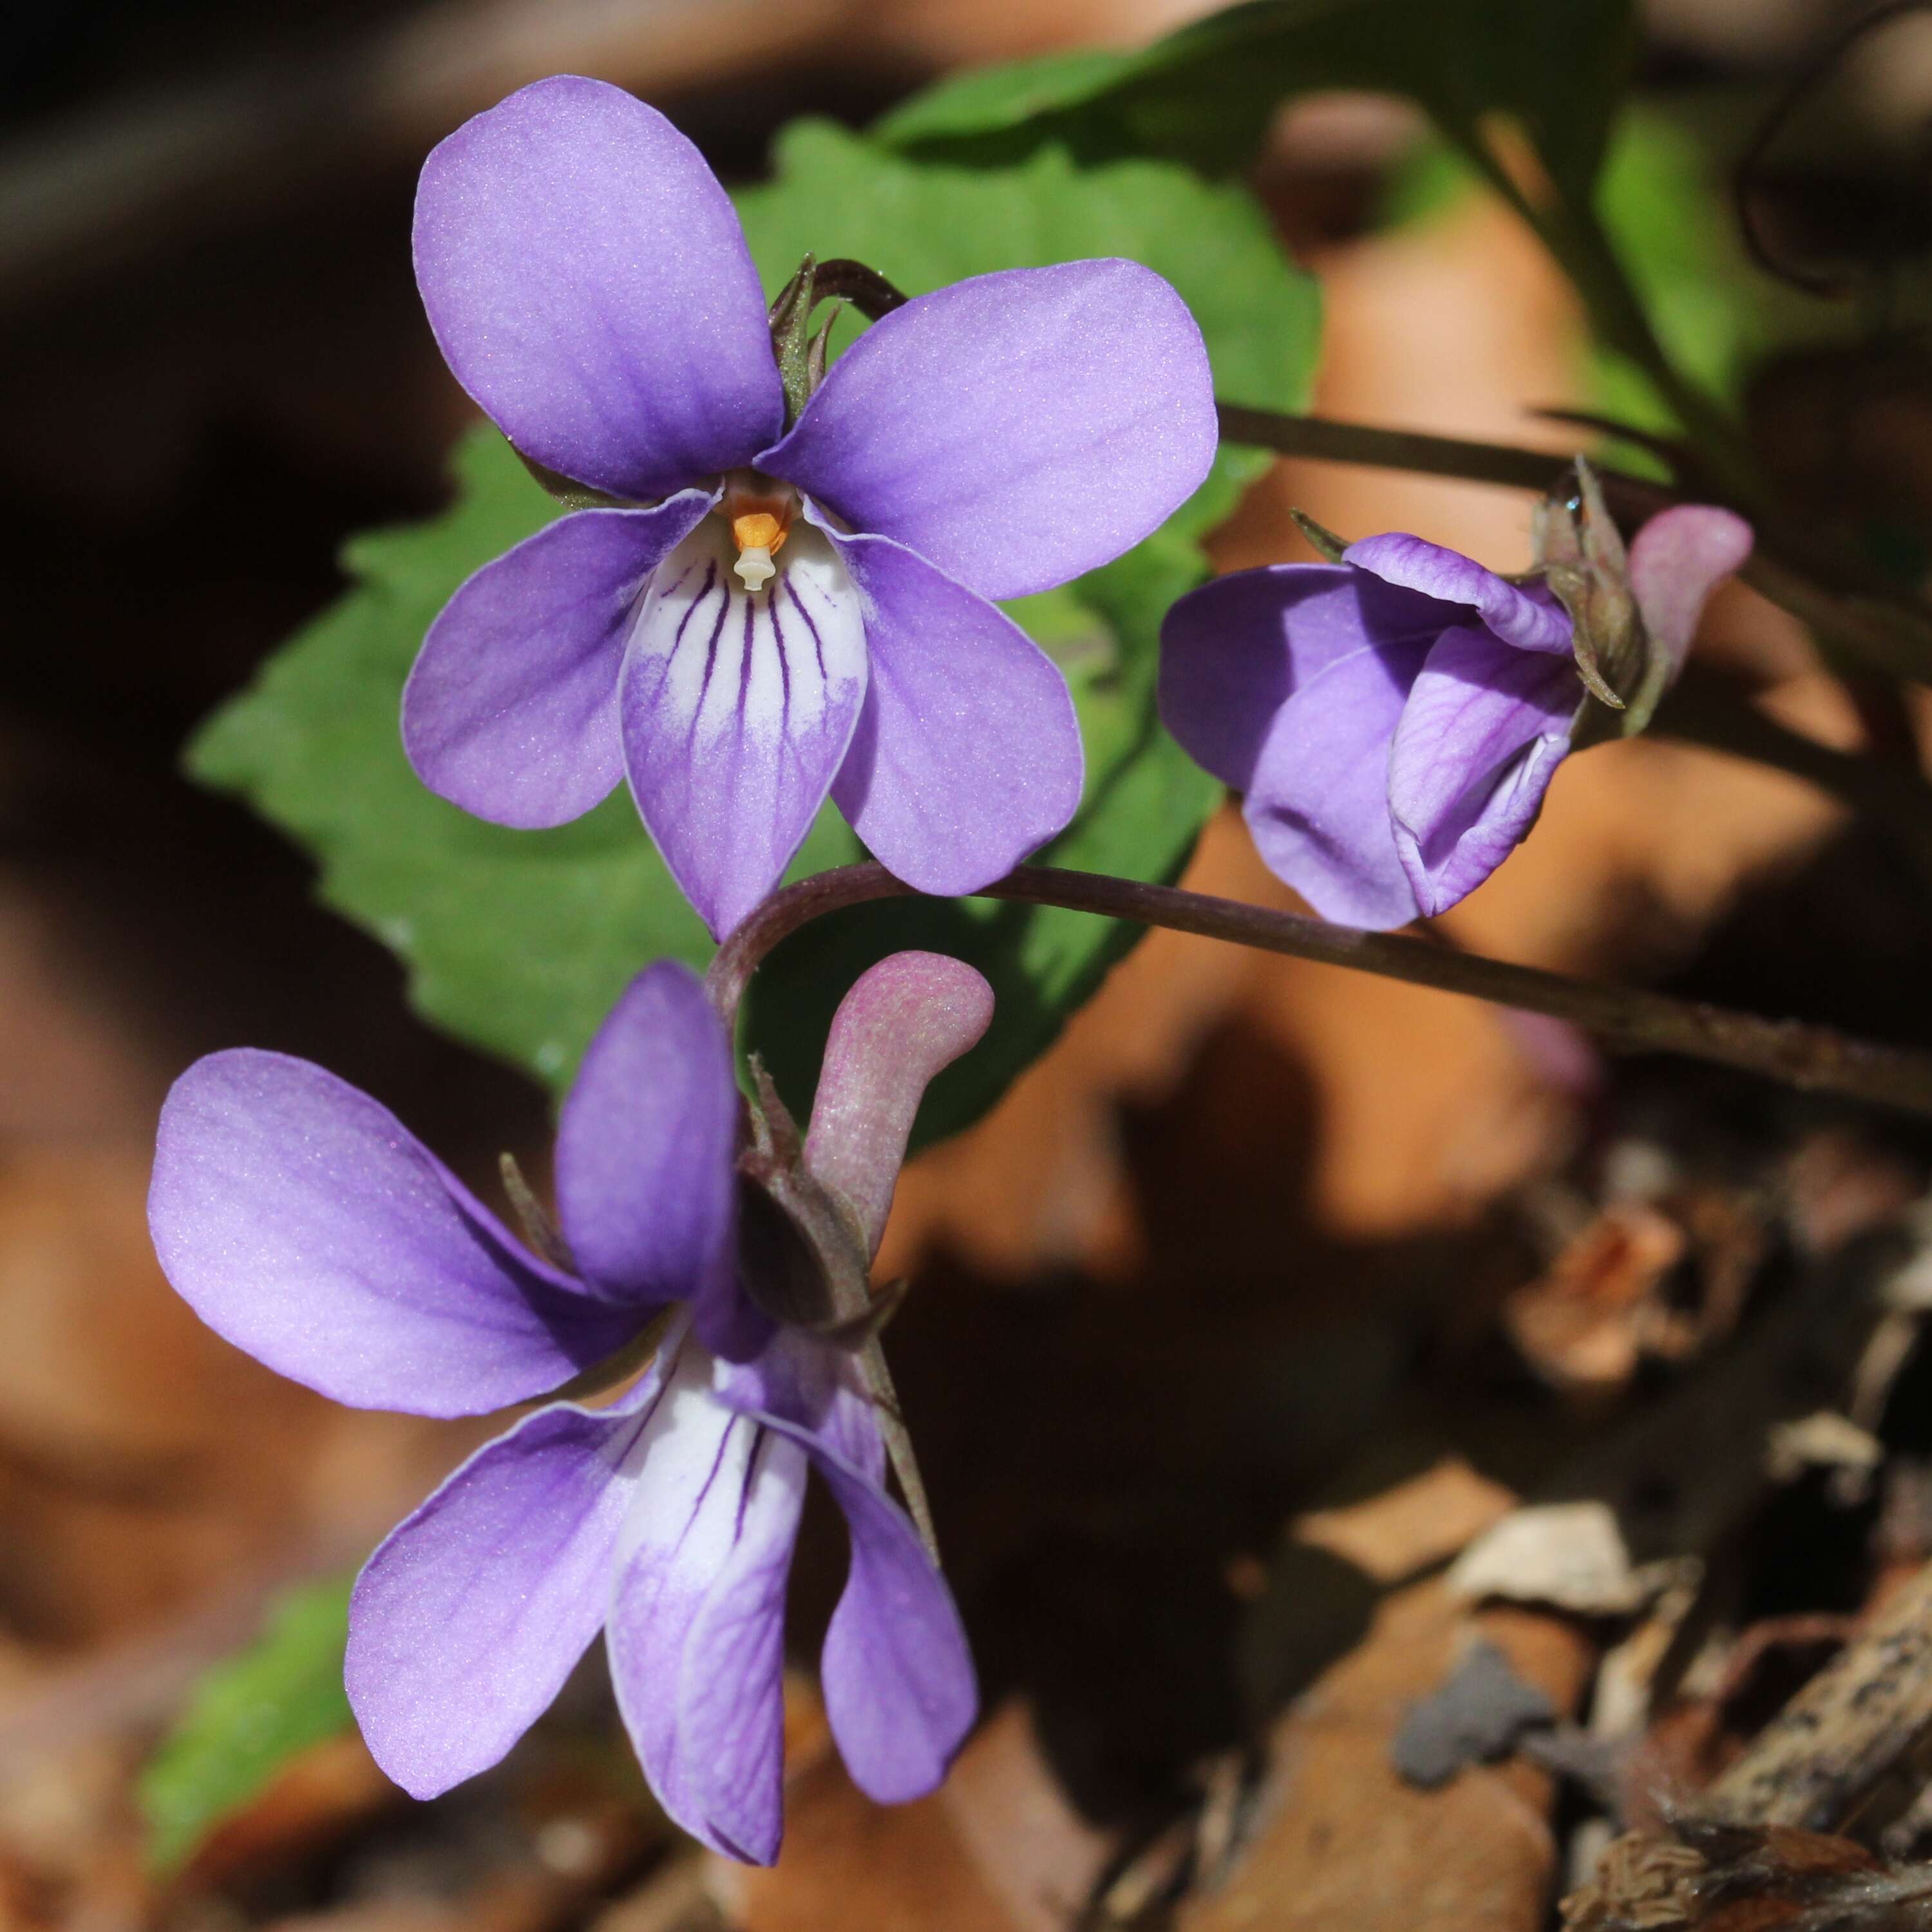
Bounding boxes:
[1388,625,1580,916]
[620,516,869,940]
[403,496,712,829]
[149,1052,637,1416]
[761,261,1216,600]
[1627,504,1754,685]
[1344,534,1573,654]
[1160,564,1446,928]
[346,1350,672,1798]
[828,531,1083,895]
[555,961,756,1358]
[605,1349,806,1864]
[413,77,784,500]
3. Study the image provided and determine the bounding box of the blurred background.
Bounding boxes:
[10,0,1932,1926]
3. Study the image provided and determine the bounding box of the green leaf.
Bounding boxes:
[139,1573,357,1874]
[191,433,714,1087]
[1592,103,1838,431]
[877,0,1636,205]
[189,122,1316,1138]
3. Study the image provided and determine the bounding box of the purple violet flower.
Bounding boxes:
[1158,507,1754,926]
[147,951,997,1862]
[402,75,1219,939]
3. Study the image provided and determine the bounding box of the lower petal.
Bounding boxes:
[1388,626,1580,916]
[606,1351,807,1864]
[346,1353,673,1798]
[620,517,868,940]
[404,496,713,829]
[828,533,1083,895]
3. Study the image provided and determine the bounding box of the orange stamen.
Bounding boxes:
[731,511,788,556]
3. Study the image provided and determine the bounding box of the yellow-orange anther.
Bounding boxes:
[731,511,788,556]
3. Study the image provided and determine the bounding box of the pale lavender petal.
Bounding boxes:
[1345,533,1573,654]
[620,518,868,941]
[762,261,1215,600]
[1628,505,1754,685]
[404,496,711,829]
[554,960,761,1359]
[1161,563,1443,786]
[149,1052,635,1416]
[828,532,1083,894]
[1388,625,1580,916]
[1160,564,1447,928]
[346,1346,674,1798]
[752,1397,976,1806]
[606,1351,806,1864]
[805,953,994,1256]
[413,77,782,500]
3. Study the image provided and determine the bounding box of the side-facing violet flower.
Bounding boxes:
[147,950,996,1863]
[1157,502,1753,927]
[403,74,1218,938]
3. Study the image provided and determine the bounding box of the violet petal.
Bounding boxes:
[346,1350,673,1798]
[620,518,868,941]
[1627,505,1754,685]
[754,1398,976,1806]
[1160,564,1444,928]
[1345,533,1573,655]
[554,961,762,1359]
[828,531,1083,895]
[404,496,712,829]
[413,77,783,500]
[804,952,994,1256]
[1387,625,1579,915]
[149,1052,636,1416]
[605,1352,806,1865]
[761,261,1216,600]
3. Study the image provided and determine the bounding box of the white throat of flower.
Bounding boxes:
[628,507,866,763]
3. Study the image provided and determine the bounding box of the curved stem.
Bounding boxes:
[706,862,1932,1120]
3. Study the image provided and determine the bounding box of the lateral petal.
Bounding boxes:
[1388,625,1580,916]
[749,1392,976,1807]
[346,1349,674,1797]
[404,496,712,829]
[149,1051,636,1416]
[413,78,783,500]
[1161,564,1448,928]
[828,531,1083,896]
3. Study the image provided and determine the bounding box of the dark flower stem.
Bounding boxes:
[706,862,1932,1119]
[1215,402,1932,685]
